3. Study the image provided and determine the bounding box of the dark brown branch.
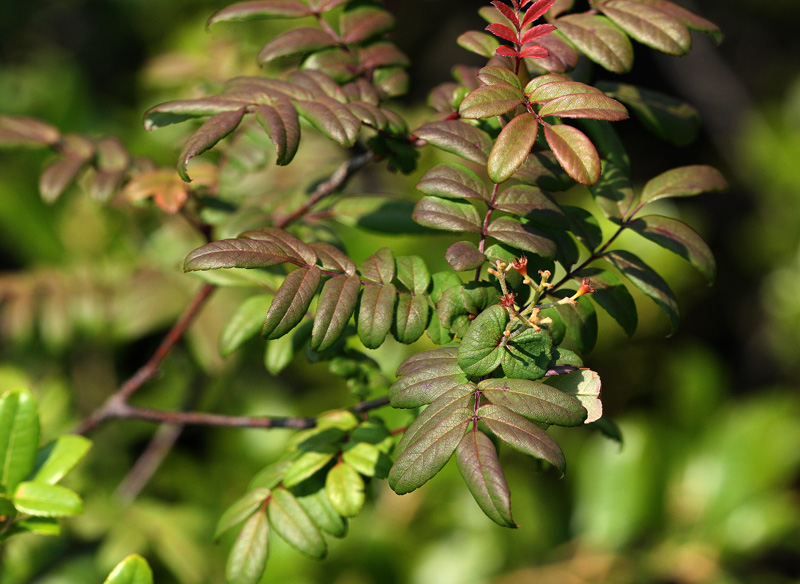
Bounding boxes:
[74,282,216,435]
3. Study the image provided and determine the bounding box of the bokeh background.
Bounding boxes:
[2,1,800,582]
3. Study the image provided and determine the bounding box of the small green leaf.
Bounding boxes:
[545,369,603,423]
[311,275,360,352]
[325,462,365,518]
[543,124,601,186]
[103,554,153,584]
[457,31,500,58]
[554,14,633,73]
[389,408,472,495]
[268,487,327,559]
[294,483,347,538]
[220,295,274,356]
[637,165,727,210]
[262,267,322,340]
[605,249,679,333]
[457,428,516,528]
[478,377,587,426]
[283,448,337,487]
[477,404,566,473]
[215,488,270,540]
[597,0,691,56]
[412,196,482,233]
[392,294,429,344]
[575,268,638,336]
[13,482,83,517]
[414,121,492,164]
[396,255,431,295]
[501,328,553,381]
[258,27,337,63]
[249,460,292,491]
[627,214,715,281]
[207,0,312,26]
[459,85,524,119]
[342,442,392,478]
[31,435,91,486]
[457,304,508,377]
[487,113,539,184]
[0,387,40,492]
[589,161,634,220]
[356,283,396,349]
[178,108,246,181]
[226,509,269,584]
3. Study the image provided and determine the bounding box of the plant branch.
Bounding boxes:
[548,222,628,293]
[74,282,216,435]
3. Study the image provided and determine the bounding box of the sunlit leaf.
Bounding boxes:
[458,304,507,376]
[457,428,516,528]
[597,0,691,56]
[143,97,249,130]
[207,0,312,27]
[554,14,633,73]
[589,160,634,220]
[240,227,318,265]
[0,387,40,491]
[544,368,602,423]
[311,275,360,352]
[103,555,153,584]
[459,85,524,119]
[446,241,486,271]
[309,242,356,276]
[414,121,492,164]
[638,0,723,44]
[262,267,322,340]
[258,27,337,63]
[184,239,290,271]
[215,488,271,540]
[360,247,394,284]
[477,66,522,89]
[417,163,490,202]
[487,113,539,184]
[325,462,364,518]
[13,482,83,517]
[638,165,727,210]
[389,356,469,408]
[396,255,431,295]
[356,283,395,349]
[226,509,269,584]
[539,93,628,121]
[268,488,327,559]
[178,108,246,181]
[478,377,587,426]
[412,196,482,233]
[31,435,91,486]
[627,214,716,281]
[544,123,601,186]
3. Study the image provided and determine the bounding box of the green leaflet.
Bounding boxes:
[282,447,337,487]
[545,369,603,423]
[31,434,92,486]
[226,509,269,584]
[478,377,587,426]
[575,267,638,336]
[221,295,274,356]
[103,554,154,584]
[325,462,365,518]
[501,327,553,381]
[215,488,271,540]
[457,304,507,377]
[360,247,395,284]
[0,387,40,492]
[13,481,84,517]
[268,487,327,559]
[294,482,347,538]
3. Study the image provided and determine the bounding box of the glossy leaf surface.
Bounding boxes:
[627,215,716,281]
[31,435,91,486]
[544,123,601,186]
[488,113,539,184]
[13,482,83,517]
[415,121,492,164]
[357,284,396,349]
[103,555,153,584]
[0,388,40,491]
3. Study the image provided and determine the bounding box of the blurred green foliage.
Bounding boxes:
[1,1,799,583]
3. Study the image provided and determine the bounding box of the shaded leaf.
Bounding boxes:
[360,247,394,284]
[103,555,153,584]
[638,165,727,210]
[589,160,634,220]
[597,0,691,56]
[143,97,249,130]
[541,293,598,354]
[388,408,472,494]
[544,369,602,423]
[357,42,410,69]
[487,219,557,258]
[395,346,459,377]
[417,163,490,202]
[392,294,429,344]
[457,428,516,527]
[412,196,482,233]
[13,482,83,517]
[240,227,318,265]
[258,27,337,63]
[446,241,486,271]
[501,327,553,381]
[373,67,409,98]
[208,0,312,26]
[414,121,492,164]
[356,283,396,349]
[459,85,524,119]
[268,488,327,558]
[457,304,507,377]
[513,150,574,191]
[487,113,539,184]
[123,168,191,215]
[294,485,347,538]
[389,360,469,409]
[554,14,633,73]
[529,34,579,73]
[0,115,60,146]
[184,239,290,271]
[478,377,587,426]
[477,404,565,472]
[325,462,365,518]
[253,100,300,166]
[220,295,274,356]
[494,185,567,228]
[340,6,394,44]
[457,31,501,58]
[579,118,630,174]
[296,97,361,147]
[178,108,246,181]
[215,488,271,540]
[92,137,129,202]
[31,435,91,486]
[563,206,602,250]
[544,123,601,186]
[605,249,679,333]
[309,242,356,276]
[627,214,715,281]
[304,49,359,84]
[0,387,40,491]
[262,267,322,340]
[575,267,637,336]
[39,155,91,204]
[347,102,388,129]
[396,386,476,454]
[226,509,269,584]
[312,275,360,352]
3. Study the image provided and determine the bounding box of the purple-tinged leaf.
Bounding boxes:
[312,0,349,11]
[495,45,521,58]
[519,45,550,58]
[457,428,516,528]
[225,508,269,584]
[340,6,395,44]
[544,123,600,186]
[388,407,472,495]
[178,108,246,181]
[268,488,327,559]
[477,66,522,90]
[295,97,361,147]
[347,102,388,130]
[530,34,579,73]
[486,22,519,44]
[446,241,487,272]
[546,0,573,20]
[521,23,557,45]
[414,121,492,165]
[412,196,482,233]
[396,256,431,295]
[539,93,628,121]
[395,385,476,453]
[494,185,567,228]
[513,150,574,191]
[311,275,360,352]
[604,249,679,333]
[637,0,722,44]
[91,137,129,202]
[389,360,468,408]
[395,345,459,377]
[487,112,539,184]
[627,215,715,281]
[290,70,347,102]
[373,67,409,98]
[309,241,356,276]
[417,163,490,203]
[575,267,637,336]
[0,116,60,147]
[240,227,318,265]
[589,161,634,220]
[392,294,429,345]
[458,304,507,377]
[143,98,248,131]
[262,267,322,340]
[459,85,525,119]
[528,80,603,102]
[596,82,699,147]
[224,76,314,101]
[478,377,587,426]
[477,403,565,473]
[39,156,90,204]
[554,14,633,73]
[343,79,381,105]
[356,284,396,349]
[523,73,569,95]
[258,27,337,63]
[360,247,394,284]
[357,42,410,69]
[544,368,602,423]
[596,0,691,56]
[487,218,557,258]
[208,0,311,27]
[637,165,727,211]
[253,101,300,166]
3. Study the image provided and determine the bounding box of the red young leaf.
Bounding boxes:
[521,23,556,44]
[522,0,555,27]
[491,1,521,28]
[486,23,519,44]
[520,45,550,58]
[495,45,520,57]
